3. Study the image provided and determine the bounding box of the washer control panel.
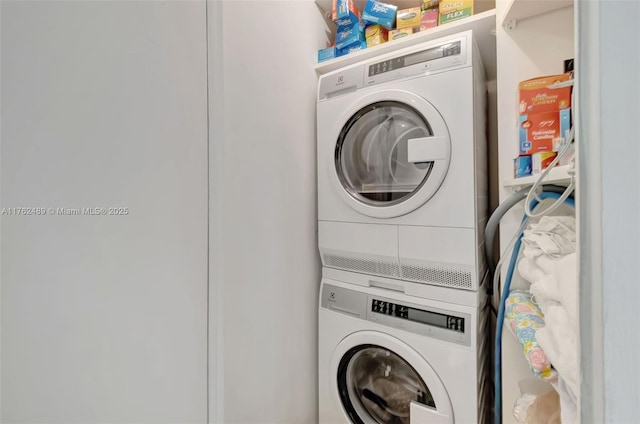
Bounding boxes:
[371,299,465,333]
[368,295,471,347]
[321,283,472,347]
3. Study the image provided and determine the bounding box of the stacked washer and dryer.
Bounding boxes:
[317,31,491,424]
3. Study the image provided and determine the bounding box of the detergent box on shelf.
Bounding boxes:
[362,0,397,30]
[365,24,388,47]
[439,0,474,25]
[532,151,558,174]
[335,21,365,49]
[519,73,572,115]
[396,7,422,29]
[514,156,532,178]
[389,28,413,41]
[318,47,338,63]
[420,8,439,30]
[332,0,361,26]
[518,108,571,155]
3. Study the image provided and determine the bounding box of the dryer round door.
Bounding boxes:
[333,90,451,219]
[331,331,453,424]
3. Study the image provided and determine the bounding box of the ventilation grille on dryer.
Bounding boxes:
[400,261,474,290]
[322,252,400,279]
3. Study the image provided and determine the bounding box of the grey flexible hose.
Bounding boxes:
[484,184,571,275]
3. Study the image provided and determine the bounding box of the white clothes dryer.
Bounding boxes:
[317,30,488,292]
[318,275,491,424]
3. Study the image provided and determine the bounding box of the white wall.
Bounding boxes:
[209,1,327,422]
[578,1,640,422]
[1,2,208,422]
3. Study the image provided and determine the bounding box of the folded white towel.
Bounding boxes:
[529,274,561,315]
[522,216,576,258]
[536,305,580,396]
[517,257,548,284]
[555,376,578,424]
[535,255,557,275]
[555,253,578,331]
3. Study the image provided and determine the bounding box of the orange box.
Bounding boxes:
[518,109,571,155]
[519,73,572,115]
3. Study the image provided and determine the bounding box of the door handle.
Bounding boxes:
[407,136,449,163]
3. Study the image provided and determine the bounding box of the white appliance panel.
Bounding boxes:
[318,278,487,424]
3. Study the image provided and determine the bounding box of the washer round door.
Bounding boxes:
[333,90,451,219]
[331,331,453,424]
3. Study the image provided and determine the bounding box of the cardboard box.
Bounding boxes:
[532,152,558,174]
[514,156,532,178]
[389,28,413,41]
[365,24,388,47]
[318,47,338,63]
[519,73,572,115]
[338,40,367,56]
[335,21,365,49]
[362,0,397,30]
[420,8,438,30]
[397,7,422,29]
[332,0,361,26]
[439,0,473,25]
[518,109,571,155]
[422,0,440,10]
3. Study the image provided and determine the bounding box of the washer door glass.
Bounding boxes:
[338,344,436,424]
[336,101,434,206]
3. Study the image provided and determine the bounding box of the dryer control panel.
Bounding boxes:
[318,32,471,100]
[364,38,466,87]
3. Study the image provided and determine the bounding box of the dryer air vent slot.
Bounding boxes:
[322,253,401,279]
[400,261,474,290]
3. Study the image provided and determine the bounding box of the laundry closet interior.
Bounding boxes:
[2,1,638,424]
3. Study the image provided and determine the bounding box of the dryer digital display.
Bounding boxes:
[368,41,461,77]
[371,299,465,333]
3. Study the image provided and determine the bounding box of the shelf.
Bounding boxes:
[501,0,573,27]
[503,165,573,189]
[315,9,497,80]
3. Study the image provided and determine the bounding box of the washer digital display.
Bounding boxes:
[371,298,465,333]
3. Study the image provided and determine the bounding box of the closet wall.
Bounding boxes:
[495,1,574,422]
[1,2,208,421]
[208,1,327,422]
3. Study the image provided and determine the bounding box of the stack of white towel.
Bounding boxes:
[517,215,579,424]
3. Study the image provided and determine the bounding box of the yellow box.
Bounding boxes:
[389,27,413,41]
[365,24,388,47]
[439,0,473,25]
[396,7,422,29]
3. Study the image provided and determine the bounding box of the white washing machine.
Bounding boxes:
[317,30,488,292]
[319,275,491,424]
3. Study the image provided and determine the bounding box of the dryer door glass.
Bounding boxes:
[337,344,436,424]
[336,101,434,207]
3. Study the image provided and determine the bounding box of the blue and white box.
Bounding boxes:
[362,0,397,30]
[318,47,338,63]
[338,40,367,56]
[335,22,365,50]
[514,156,532,178]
